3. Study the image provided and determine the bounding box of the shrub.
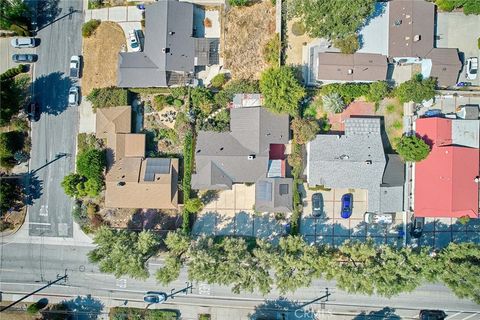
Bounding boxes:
[291,21,305,36]
[77,149,106,181]
[182,131,194,233]
[0,131,23,166]
[210,73,228,89]
[322,93,345,113]
[191,87,214,114]
[386,104,396,114]
[204,18,212,28]
[291,118,319,144]
[228,0,249,6]
[9,24,30,36]
[478,37,480,49]
[173,99,183,108]
[458,215,470,225]
[87,87,129,110]
[0,179,19,215]
[153,95,168,111]
[262,35,280,66]
[396,135,431,162]
[394,75,436,103]
[27,303,40,315]
[185,197,203,213]
[0,64,27,80]
[320,83,370,105]
[214,79,259,107]
[366,81,390,103]
[86,202,97,217]
[11,118,29,132]
[82,19,101,37]
[333,34,360,54]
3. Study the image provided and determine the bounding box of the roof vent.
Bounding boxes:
[196,149,201,153]
[247,155,256,160]
[475,176,480,183]
[169,31,175,35]
[117,181,126,187]
[340,154,349,160]
[413,34,421,42]
[220,147,224,151]
[162,48,170,53]
[365,160,372,165]
[347,69,353,74]
[394,19,402,26]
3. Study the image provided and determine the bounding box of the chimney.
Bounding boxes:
[162,48,170,53]
[414,34,421,42]
[348,69,353,74]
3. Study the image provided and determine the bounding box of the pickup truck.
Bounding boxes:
[70,55,81,78]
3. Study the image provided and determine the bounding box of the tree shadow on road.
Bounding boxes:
[352,307,401,320]
[249,297,317,320]
[32,72,74,116]
[35,0,62,29]
[22,173,43,205]
[63,295,104,320]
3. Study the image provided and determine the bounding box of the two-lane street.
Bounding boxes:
[27,0,83,237]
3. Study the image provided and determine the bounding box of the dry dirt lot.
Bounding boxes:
[223,1,276,79]
[82,21,126,95]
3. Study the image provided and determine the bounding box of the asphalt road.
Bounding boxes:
[27,0,83,237]
[0,243,479,319]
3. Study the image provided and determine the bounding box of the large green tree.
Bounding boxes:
[191,87,214,114]
[396,135,431,162]
[291,117,319,144]
[260,67,305,116]
[288,0,376,39]
[394,75,436,103]
[0,179,18,215]
[0,0,31,30]
[88,227,160,279]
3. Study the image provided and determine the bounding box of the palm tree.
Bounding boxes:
[322,93,345,113]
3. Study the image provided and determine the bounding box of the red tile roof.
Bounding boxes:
[414,118,479,218]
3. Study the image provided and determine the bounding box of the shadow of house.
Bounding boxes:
[32,72,74,116]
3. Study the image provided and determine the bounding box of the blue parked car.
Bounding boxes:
[423,109,443,118]
[340,193,353,218]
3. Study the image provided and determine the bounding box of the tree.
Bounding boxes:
[0,76,27,126]
[0,0,31,31]
[156,232,191,285]
[61,173,86,198]
[366,81,390,103]
[214,79,259,108]
[210,73,228,89]
[191,87,214,114]
[439,242,480,304]
[262,35,280,66]
[394,75,436,103]
[88,226,160,279]
[322,93,345,113]
[259,67,305,116]
[396,135,431,162]
[288,0,376,39]
[76,148,106,181]
[184,197,203,213]
[333,34,360,54]
[0,179,18,215]
[291,118,319,144]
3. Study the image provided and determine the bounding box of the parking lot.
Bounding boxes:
[437,12,480,86]
[300,184,406,247]
[0,38,36,74]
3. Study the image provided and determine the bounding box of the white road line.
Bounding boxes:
[447,312,463,319]
[460,314,480,320]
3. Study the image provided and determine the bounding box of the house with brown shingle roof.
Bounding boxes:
[96,106,178,209]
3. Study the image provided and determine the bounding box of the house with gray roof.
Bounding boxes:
[117,0,219,87]
[192,94,293,213]
[306,118,404,213]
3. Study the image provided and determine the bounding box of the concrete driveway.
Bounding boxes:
[0,38,36,74]
[437,12,480,85]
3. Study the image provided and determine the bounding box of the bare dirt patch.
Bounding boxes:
[223,1,276,79]
[286,19,313,66]
[82,21,126,95]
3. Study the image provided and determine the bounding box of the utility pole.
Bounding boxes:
[0,271,68,312]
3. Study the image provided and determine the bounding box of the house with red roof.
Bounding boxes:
[414,118,480,219]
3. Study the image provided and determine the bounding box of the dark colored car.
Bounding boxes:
[419,310,447,320]
[312,193,323,217]
[143,291,167,304]
[12,53,37,63]
[410,217,425,238]
[423,109,443,118]
[26,102,40,121]
[340,193,353,219]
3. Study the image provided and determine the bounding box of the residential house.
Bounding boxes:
[96,106,179,209]
[316,53,388,82]
[192,94,293,213]
[306,118,405,214]
[117,0,219,87]
[414,117,480,218]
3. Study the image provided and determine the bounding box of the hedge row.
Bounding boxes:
[0,64,27,80]
[182,131,194,233]
[82,19,101,38]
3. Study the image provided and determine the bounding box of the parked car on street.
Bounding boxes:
[423,109,443,118]
[10,37,37,48]
[143,291,167,304]
[12,54,37,63]
[456,81,472,87]
[466,57,478,80]
[419,310,447,320]
[312,193,323,217]
[69,55,81,78]
[364,212,394,225]
[410,217,425,238]
[68,86,79,107]
[340,193,353,218]
[26,101,40,122]
[129,30,141,52]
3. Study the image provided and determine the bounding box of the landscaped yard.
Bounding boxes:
[376,98,404,148]
[223,1,276,79]
[82,21,126,95]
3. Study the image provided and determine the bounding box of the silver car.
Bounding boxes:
[364,212,394,225]
[68,86,80,107]
[11,37,36,48]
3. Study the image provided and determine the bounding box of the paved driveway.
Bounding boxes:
[437,12,480,85]
[0,38,36,74]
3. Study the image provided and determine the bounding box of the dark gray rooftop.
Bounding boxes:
[255,178,293,213]
[118,0,195,88]
[307,118,404,213]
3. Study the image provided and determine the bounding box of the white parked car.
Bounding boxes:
[68,86,80,107]
[129,30,141,52]
[11,37,36,48]
[364,212,394,225]
[466,57,478,80]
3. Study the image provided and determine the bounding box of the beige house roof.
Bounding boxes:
[317,52,388,82]
[388,0,435,58]
[96,106,178,209]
